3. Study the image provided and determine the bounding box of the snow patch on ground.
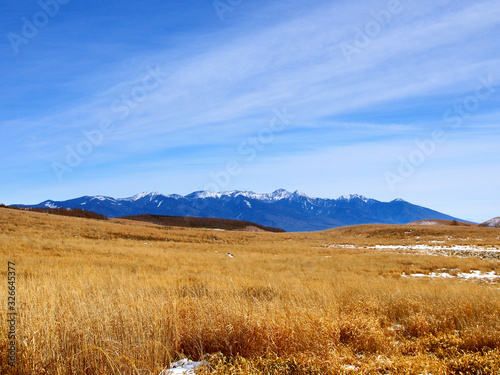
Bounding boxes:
[325,244,356,249]
[370,244,499,251]
[341,364,359,371]
[403,270,499,282]
[459,270,499,281]
[368,244,500,259]
[482,217,500,227]
[321,243,500,259]
[414,220,439,225]
[159,359,209,375]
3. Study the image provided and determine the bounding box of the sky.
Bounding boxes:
[0,0,499,223]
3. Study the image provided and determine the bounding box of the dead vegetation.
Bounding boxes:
[0,204,108,221]
[120,214,285,232]
[0,207,499,374]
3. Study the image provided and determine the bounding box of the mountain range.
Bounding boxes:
[12,189,469,232]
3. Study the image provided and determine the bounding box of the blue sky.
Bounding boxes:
[1,0,499,222]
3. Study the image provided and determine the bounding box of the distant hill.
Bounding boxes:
[479,217,500,228]
[0,204,108,220]
[120,214,285,232]
[408,219,477,227]
[12,189,469,232]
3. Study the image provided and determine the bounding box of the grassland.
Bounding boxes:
[1,207,499,374]
[121,214,285,232]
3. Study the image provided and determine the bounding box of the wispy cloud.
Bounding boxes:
[1,0,499,220]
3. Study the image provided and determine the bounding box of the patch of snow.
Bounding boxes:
[341,364,359,371]
[388,324,404,332]
[159,359,209,375]
[459,270,499,281]
[292,190,308,197]
[192,191,223,199]
[327,244,356,249]
[44,202,58,209]
[197,189,311,202]
[482,217,500,227]
[267,188,293,200]
[416,220,439,225]
[92,196,109,201]
[408,270,499,282]
[127,191,160,201]
[369,244,500,259]
[166,194,184,200]
[412,272,454,279]
[130,192,151,200]
[149,192,160,201]
[233,191,267,200]
[244,200,252,208]
[116,189,381,205]
[224,189,299,201]
[370,244,500,252]
[338,194,370,203]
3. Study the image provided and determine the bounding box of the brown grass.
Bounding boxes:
[0,207,499,374]
[120,214,285,232]
[0,204,108,220]
[408,219,477,227]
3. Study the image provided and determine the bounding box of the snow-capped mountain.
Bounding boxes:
[185,188,294,202]
[12,189,469,232]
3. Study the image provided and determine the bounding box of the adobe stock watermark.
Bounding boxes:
[7,0,71,54]
[339,0,412,63]
[443,74,498,129]
[213,0,243,21]
[51,65,169,182]
[204,106,294,192]
[385,74,499,192]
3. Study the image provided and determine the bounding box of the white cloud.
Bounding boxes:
[1,0,499,221]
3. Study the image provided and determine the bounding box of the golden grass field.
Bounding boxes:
[1,207,500,374]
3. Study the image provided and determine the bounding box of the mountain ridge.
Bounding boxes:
[11,189,470,232]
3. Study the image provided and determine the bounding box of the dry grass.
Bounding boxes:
[1,207,499,374]
[121,214,285,232]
